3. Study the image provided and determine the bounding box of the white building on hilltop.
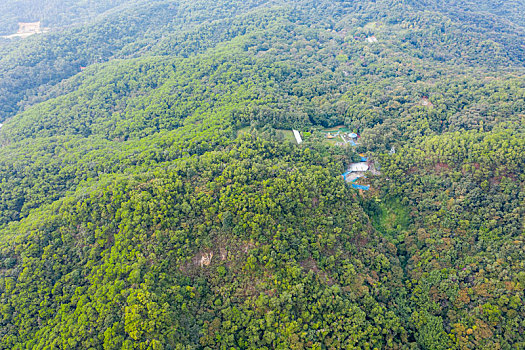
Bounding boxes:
[348,162,369,172]
[18,22,41,34]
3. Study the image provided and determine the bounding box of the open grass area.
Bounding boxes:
[237,127,297,143]
[322,135,343,146]
[368,198,411,244]
[275,129,296,142]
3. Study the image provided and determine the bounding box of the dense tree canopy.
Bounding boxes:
[0,0,523,348]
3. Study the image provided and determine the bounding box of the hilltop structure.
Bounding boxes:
[347,162,369,172]
[2,21,46,39]
[18,22,41,34]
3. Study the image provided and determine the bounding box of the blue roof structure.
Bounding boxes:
[352,184,370,191]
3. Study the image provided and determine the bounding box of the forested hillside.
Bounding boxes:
[0,0,523,349]
[0,0,134,35]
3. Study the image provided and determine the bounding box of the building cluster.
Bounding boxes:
[18,22,42,34]
[2,22,47,39]
[327,131,359,146]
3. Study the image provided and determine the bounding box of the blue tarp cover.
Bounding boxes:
[352,184,370,191]
[342,174,370,190]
